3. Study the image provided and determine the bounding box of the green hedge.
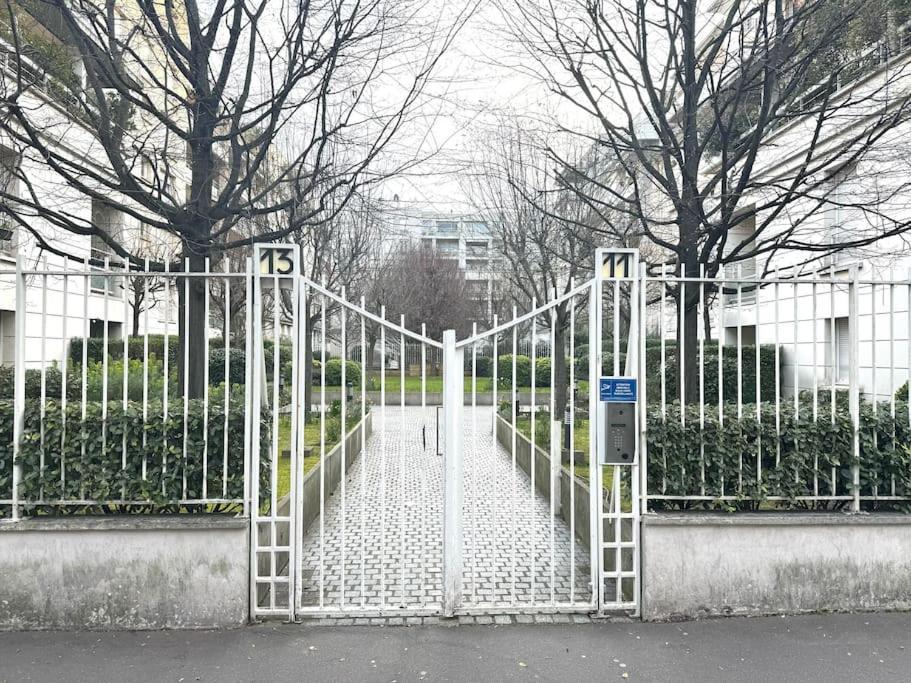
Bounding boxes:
[647,399,911,511]
[0,398,268,514]
[497,354,531,388]
[323,358,362,386]
[643,342,778,405]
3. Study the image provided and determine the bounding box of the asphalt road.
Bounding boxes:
[1,613,910,682]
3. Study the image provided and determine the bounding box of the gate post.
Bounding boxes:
[442,329,463,616]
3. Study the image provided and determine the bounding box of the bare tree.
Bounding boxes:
[126,235,178,337]
[291,188,382,420]
[466,117,598,417]
[506,0,911,401]
[0,0,464,395]
[365,240,480,347]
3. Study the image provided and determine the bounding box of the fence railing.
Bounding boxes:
[642,264,911,512]
[0,257,257,519]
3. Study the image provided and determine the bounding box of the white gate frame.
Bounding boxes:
[246,246,644,621]
[592,247,642,616]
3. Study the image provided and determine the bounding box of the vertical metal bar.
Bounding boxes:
[698,265,705,496]
[442,329,463,617]
[340,288,347,608]
[660,264,667,494]
[890,277,896,497]
[530,299,537,606]
[639,265,648,515]
[399,314,406,607]
[831,267,837,495]
[318,285,328,607]
[548,300,556,605]
[182,258,189,500]
[288,268,300,620]
[163,261,171,499]
[360,296,367,608]
[60,260,68,496]
[568,294,576,601]
[871,281,878,500]
[122,260,129,502]
[249,259,262,614]
[11,256,25,520]
[270,272,280,613]
[755,269,761,494]
[142,259,150,482]
[242,258,251,517]
[202,258,210,501]
[39,259,47,503]
[510,306,518,605]
[421,322,428,607]
[737,266,743,493]
[103,258,110,501]
[379,305,386,607]
[775,271,781,469]
[223,262,231,499]
[717,268,725,497]
[849,267,860,512]
[588,279,600,611]
[491,314,499,585]
[470,322,478,604]
[81,258,89,503]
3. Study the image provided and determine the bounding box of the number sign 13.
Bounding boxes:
[258,245,298,277]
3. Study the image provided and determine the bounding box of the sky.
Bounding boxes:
[376,0,576,215]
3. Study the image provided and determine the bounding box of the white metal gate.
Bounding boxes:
[249,245,642,620]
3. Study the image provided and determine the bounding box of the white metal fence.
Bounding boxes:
[10,247,910,620]
[0,256,254,520]
[642,264,911,512]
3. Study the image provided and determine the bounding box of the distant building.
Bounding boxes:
[378,201,501,322]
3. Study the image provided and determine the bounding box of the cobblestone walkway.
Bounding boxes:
[298,406,592,611]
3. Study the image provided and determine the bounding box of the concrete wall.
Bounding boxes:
[300,412,373,533]
[495,414,599,548]
[642,513,911,621]
[0,516,248,630]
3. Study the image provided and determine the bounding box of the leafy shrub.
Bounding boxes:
[647,398,911,511]
[644,342,778,405]
[464,354,493,378]
[497,354,531,388]
[323,358,362,386]
[209,348,247,385]
[534,357,551,386]
[1,398,268,514]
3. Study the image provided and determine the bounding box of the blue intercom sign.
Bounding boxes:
[599,377,638,402]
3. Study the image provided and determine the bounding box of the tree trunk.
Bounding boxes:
[131,296,141,338]
[303,308,314,424]
[553,310,569,422]
[178,250,208,398]
[677,264,701,405]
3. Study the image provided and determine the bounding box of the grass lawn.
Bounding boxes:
[274,415,350,501]
[512,415,617,488]
[318,374,589,395]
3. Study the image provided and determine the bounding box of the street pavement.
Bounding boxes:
[2,612,910,682]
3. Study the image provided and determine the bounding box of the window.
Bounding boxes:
[0,148,21,256]
[90,200,123,295]
[827,317,850,385]
[0,311,14,366]
[436,221,457,234]
[724,214,757,305]
[822,169,858,268]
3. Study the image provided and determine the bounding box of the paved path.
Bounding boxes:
[298,406,591,611]
[3,613,910,682]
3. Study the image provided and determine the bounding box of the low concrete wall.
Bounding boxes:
[263,411,373,558]
[300,412,373,532]
[0,516,248,630]
[495,414,598,548]
[642,513,911,621]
